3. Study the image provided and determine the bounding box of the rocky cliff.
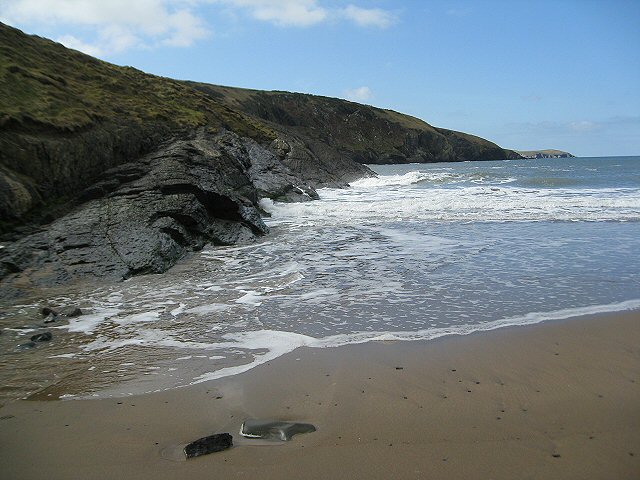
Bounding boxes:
[188,83,520,167]
[0,23,519,295]
[0,129,320,296]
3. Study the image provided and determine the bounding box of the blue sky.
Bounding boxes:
[2,0,639,156]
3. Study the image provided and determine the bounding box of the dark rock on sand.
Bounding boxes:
[183,433,233,458]
[16,341,36,350]
[240,419,316,441]
[30,332,52,342]
[59,306,82,317]
[40,306,81,319]
[41,307,57,317]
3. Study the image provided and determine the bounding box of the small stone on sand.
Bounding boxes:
[240,419,316,441]
[184,433,233,458]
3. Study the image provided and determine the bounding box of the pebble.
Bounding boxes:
[30,332,52,342]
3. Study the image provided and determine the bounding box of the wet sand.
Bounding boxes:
[1,311,639,479]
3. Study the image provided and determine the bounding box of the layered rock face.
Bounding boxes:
[0,120,172,234]
[0,130,323,295]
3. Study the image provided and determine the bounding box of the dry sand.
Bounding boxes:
[1,311,639,479]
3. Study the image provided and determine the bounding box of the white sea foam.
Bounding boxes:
[184,304,229,315]
[170,303,186,316]
[235,291,264,306]
[82,337,147,352]
[191,330,317,383]
[351,171,438,188]
[186,298,640,386]
[262,184,640,225]
[81,327,225,353]
[48,353,76,359]
[4,327,38,333]
[65,307,121,334]
[115,311,161,325]
[312,298,640,348]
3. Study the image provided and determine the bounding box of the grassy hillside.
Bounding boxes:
[0,23,274,139]
[189,83,518,164]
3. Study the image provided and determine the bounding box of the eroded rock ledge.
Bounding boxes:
[0,129,323,296]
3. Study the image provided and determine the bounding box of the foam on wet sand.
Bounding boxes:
[0,310,639,479]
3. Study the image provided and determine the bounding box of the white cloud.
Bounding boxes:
[212,1,396,28]
[345,86,372,102]
[214,0,327,27]
[88,24,142,54]
[0,0,209,56]
[568,120,600,132]
[340,4,397,28]
[162,9,210,46]
[56,34,106,57]
[0,0,397,56]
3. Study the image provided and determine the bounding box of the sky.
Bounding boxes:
[1,0,639,156]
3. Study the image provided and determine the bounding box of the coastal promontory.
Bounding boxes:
[0,23,519,295]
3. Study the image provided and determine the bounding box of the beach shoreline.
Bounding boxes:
[1,310,639,479]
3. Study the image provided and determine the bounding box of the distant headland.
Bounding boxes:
[515,149,575,159]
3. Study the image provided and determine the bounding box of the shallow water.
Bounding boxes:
[1,156,639,402]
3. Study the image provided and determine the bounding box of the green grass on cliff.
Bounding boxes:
[188,82,516,162]
[0,23,276,141]
[0,22,515,162]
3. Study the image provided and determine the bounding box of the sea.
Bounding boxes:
[1,155,639,402]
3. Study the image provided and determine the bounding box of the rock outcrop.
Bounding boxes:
[0,129,323,295]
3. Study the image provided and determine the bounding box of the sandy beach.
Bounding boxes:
[1,311,639,480]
